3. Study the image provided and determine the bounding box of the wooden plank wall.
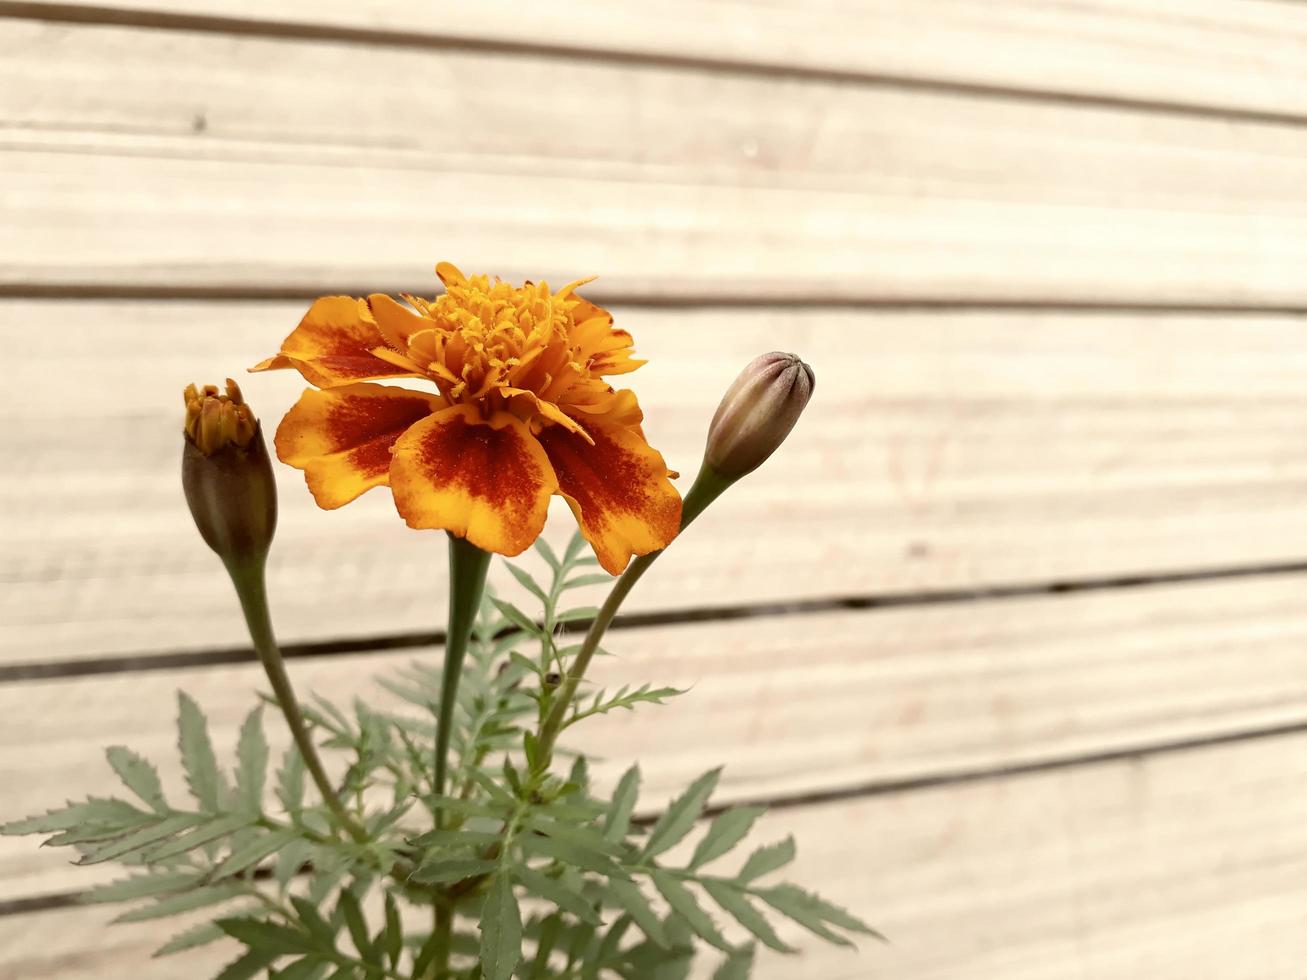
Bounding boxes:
[3,2,1307,977]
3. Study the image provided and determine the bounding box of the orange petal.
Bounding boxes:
[254,296,425,388]
[537,418,681,574]
[275,383,445,509]
[367,293,436,351]
[390,405,557,556]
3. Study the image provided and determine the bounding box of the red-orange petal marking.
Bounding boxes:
[389,405,557,556]
[254,296,426,388]
[275,383,445,509]
[537,418,681,574]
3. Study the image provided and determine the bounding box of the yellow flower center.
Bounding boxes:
[382,264,609,431]
[184,379,257,455]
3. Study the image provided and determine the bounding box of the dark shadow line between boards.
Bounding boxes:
[4,716,1307,919]
[3,2,1307,131]
[7,558,1307,683]
[8,284,1307,318]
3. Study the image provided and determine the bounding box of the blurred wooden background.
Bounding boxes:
[5,1,1307,976]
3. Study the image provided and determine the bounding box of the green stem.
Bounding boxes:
[435,534,493,823]
[228,561,367,843]
[534,464,733,772]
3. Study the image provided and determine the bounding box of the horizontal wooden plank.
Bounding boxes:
[8,301,1307,663]
[7,573,1307,898]
[7,1,1307,121]
[4,21,1307,303]
[6,726,1307,978]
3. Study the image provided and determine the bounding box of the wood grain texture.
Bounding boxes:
[6,0,1307,120]
[8,301,1307,663]
[8,573,1307,897]
[4,20,1307,303]
[6,729,1307,978]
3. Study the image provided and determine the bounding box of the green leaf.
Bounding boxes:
[80,872,199,905]
[272,958,330,980]
[534,538,561,571]
[154,920,228,957]
[277,745,307,815]
[515,865,601,926]
[3,797,149,836]
[478,872,523,980]
[506,562,548,603]
[116,883,247,923]
[562,531,588,564]
[755,883,882,944]
[217,917,323,956]
[603,765,641,843]
[649,869,732,952]
[701,879,794,952]
[689,806,767,870]
[409,828,503,851]
[235,707,269,815]
[212,947,278,980]
[409,858,499,885]
[147,813,258,861]
[492,598,540,635]
[337,889,372,961]
[383,891,403,967]
[178,692,227,811]
[527,913,563,979]
[522,817,625,857]
[520,833,629,880]
[712,943,756,980]
[735,836,796,885]
[562,573,612,590]
[76,813,207,865]
[289,896,338,947]
[275,837,315,890]
[643,768,721,859]
[553,606,600,625]
[211,829,301,880]
[105,746,169,813]
[605,878,668,948]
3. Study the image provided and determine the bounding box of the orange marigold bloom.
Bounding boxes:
[252,263,682,574]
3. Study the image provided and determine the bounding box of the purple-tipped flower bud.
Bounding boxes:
[182,379,278,571]
[705,352,815,479]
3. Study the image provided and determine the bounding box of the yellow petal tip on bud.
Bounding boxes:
[184,378,258,456]
[704,351,815,480]
[181,380,278,571]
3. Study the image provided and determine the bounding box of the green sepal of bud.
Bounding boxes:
[182,421,278,574]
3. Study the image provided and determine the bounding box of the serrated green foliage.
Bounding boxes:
[178,692,227,812]
[479,872,523,980]
[234,707,268,815]
[700,879,793,952]
[516,865,601,925]
[711,943,757,980]
[735,836,797,884]
[604,765,641,843]
[689,806,767,870]
[643,768,721,859]
[649,870,733,952]
[9,529,879,980]
[276,744,306,816]
[566,683,685,729]
[105,746,169,813]
[153,919,229,957]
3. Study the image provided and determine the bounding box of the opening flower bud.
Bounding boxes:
[704,352,815,479]
[182,379,277,572]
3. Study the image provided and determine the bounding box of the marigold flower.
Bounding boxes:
[252,263,681,573]
[181,380,277,571]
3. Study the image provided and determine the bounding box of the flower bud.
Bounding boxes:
[182,379,277,571]
[704,352,815,479]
